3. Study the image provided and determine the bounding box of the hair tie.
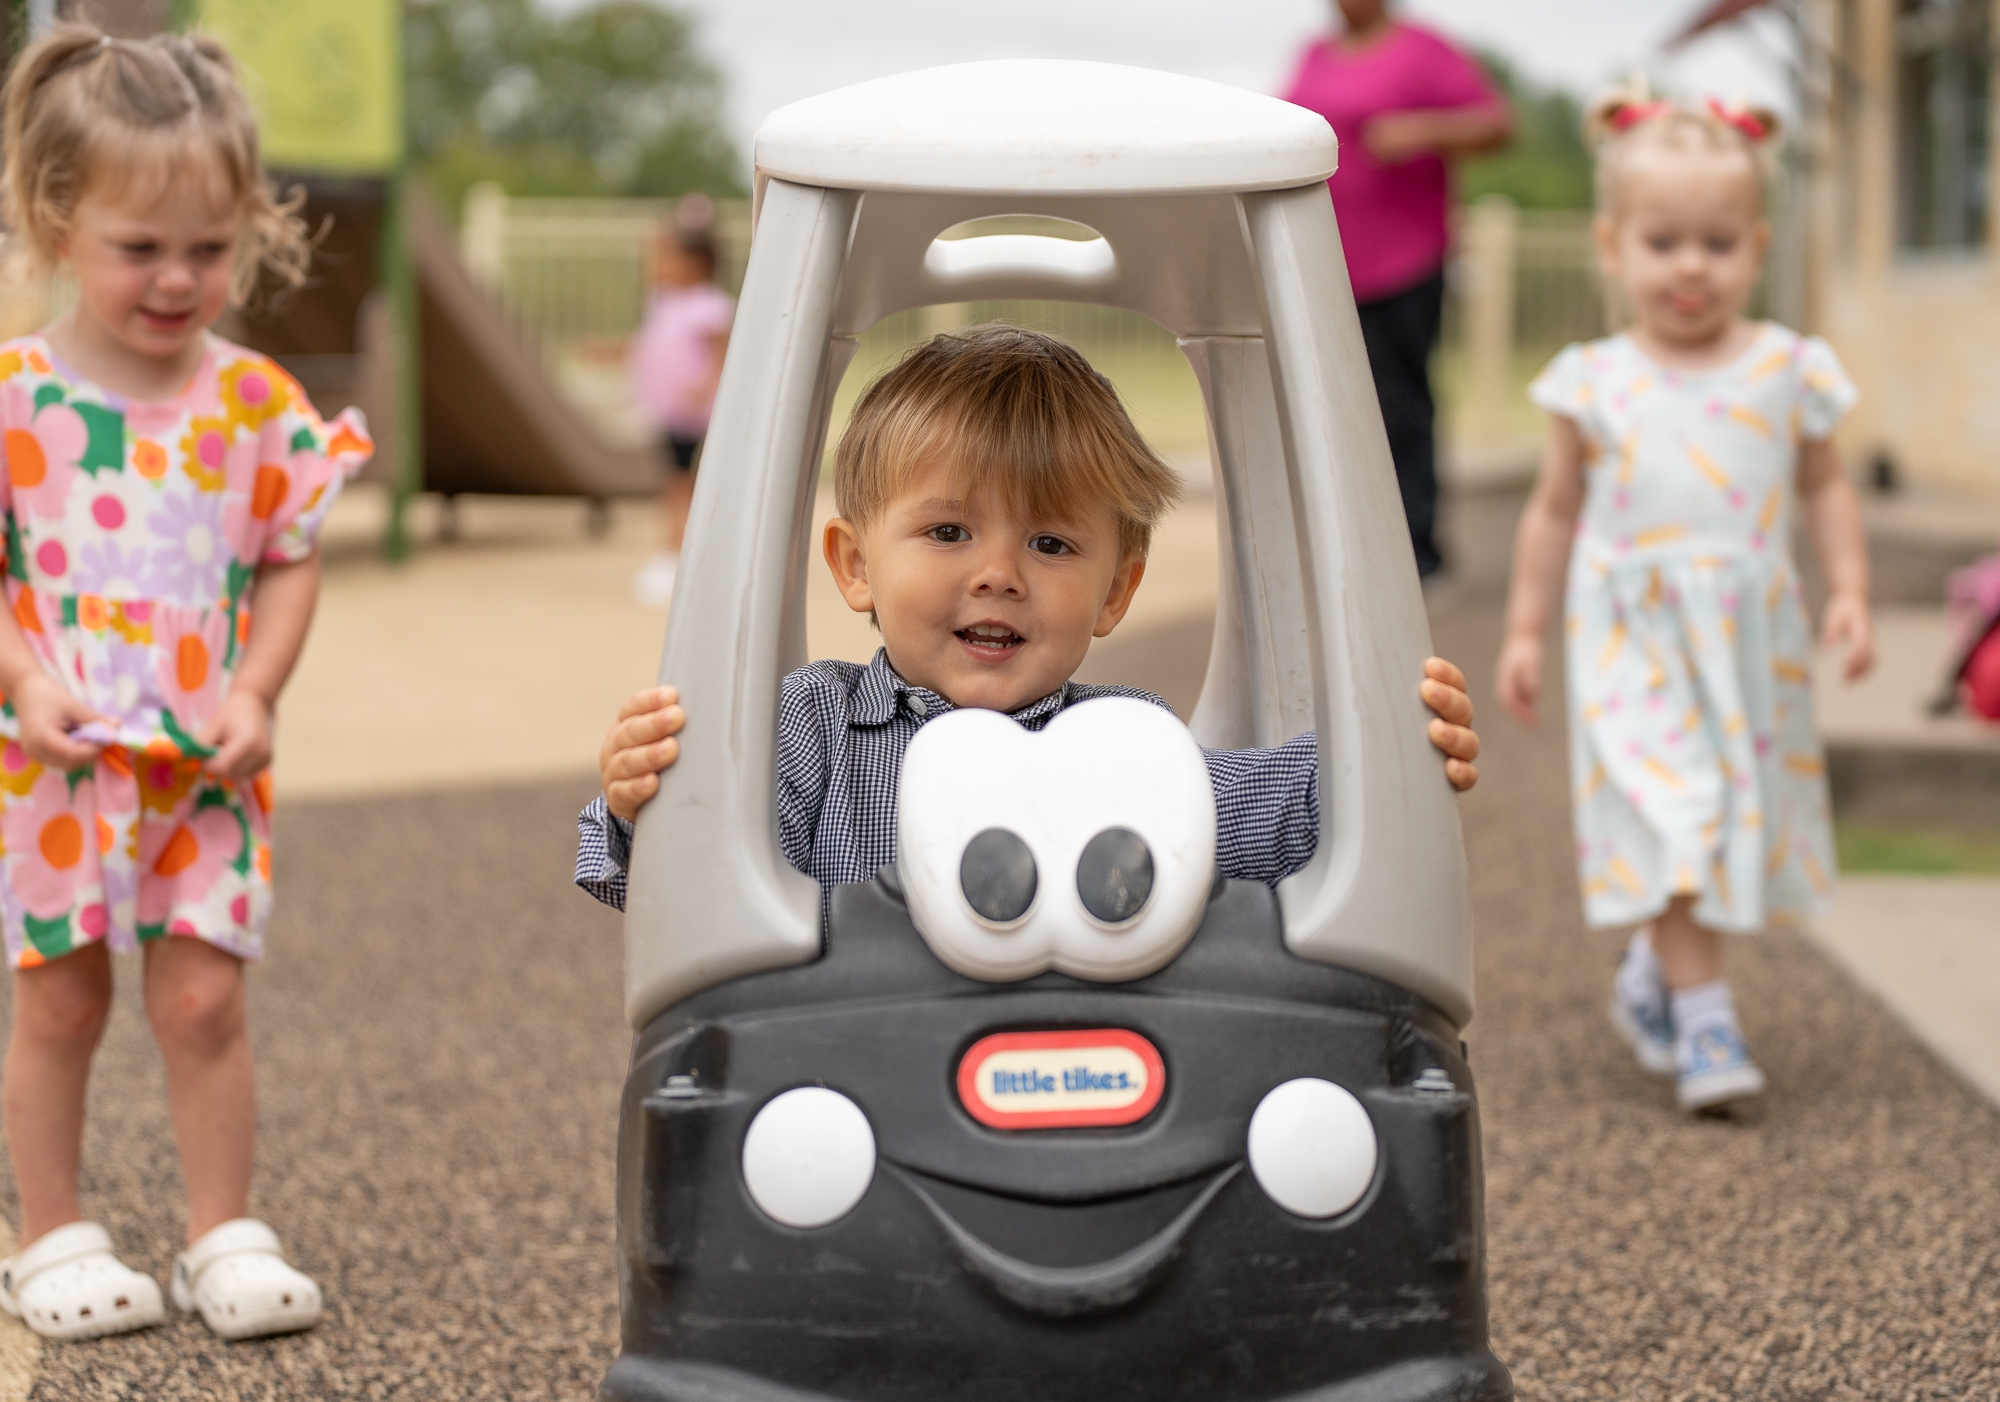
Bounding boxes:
[1610,100,1672,133]
[1705,98,1767,142]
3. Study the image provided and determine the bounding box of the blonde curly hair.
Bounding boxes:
[1584,84,1784,220]
[2,23,312,303]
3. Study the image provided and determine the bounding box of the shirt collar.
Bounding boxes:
[851,648,1071,728]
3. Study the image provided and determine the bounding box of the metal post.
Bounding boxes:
[1462,194,1518,451]
[382,174,423,561]
[461,181,506,289]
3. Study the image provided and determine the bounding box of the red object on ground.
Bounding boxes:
[1964,625,2000,719]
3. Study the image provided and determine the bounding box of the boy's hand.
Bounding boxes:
[601,686,685,821]
[1421,656,1480,792]
[1822,591,1874,682]
[198,689,275,782]
[1494,631,1542,726]
[11,671,105,771]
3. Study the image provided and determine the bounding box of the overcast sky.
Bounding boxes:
[673,0,1796,159]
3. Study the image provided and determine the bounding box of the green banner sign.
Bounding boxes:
[199,0,402,175]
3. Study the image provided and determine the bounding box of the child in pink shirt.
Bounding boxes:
[628,214,733,606]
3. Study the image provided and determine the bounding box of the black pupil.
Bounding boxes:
[959,828,1038,923]
[1077,827,1154,923]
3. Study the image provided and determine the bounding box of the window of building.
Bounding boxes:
[1897,0,1991,251]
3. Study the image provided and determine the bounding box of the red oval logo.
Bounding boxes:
[957,1028,1166,1130]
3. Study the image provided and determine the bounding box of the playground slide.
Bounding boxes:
[410,188,663,500]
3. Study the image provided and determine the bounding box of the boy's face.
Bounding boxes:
[824,456,1146,714]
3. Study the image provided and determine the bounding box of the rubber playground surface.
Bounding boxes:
[0,492,1996,1399]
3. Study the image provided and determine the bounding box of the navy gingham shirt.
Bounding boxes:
[574,649,1319,910]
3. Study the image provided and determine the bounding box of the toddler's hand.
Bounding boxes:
[602,685,685,822]
[198,690,274,782]
[1822,592,1874,682]
[1494,632,1543,726]
[1420,657,1480,792]
[11,671,105,771]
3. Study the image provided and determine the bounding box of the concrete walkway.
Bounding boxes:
[1808,876,2000,1106]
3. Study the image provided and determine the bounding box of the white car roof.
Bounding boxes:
[754,60,1339,197]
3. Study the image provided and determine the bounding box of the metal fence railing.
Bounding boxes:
[1511,208,1612,348]
[457,189,1608,460]
[1443,199,1608,451]
[459,185,756,358]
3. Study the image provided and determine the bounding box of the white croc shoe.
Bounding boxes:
[0,1220,166,1340]
[171,1219,322,1340]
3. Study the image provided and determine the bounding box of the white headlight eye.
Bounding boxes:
[897,698,1216,983]
[1076,827,1153,924]
[1246,1078,1378,1219]
[741,1087,877,1228]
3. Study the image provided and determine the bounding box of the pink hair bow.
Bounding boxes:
[1609,100,1672,132]
[1705,99,1768,141]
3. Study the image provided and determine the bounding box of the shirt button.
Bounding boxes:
[907,696,928,718]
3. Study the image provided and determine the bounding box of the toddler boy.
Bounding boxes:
[577,325,1479,908]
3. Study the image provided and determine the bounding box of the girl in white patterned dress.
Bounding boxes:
[1495,93,1873,1114]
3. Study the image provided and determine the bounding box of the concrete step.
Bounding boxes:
[1816,605,2000,827]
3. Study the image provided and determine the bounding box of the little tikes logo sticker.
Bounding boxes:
[957,1029,1165,1129]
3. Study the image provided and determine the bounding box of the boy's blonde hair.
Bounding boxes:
[2,24,311,302]
[1585,86,1783,219]
[834,325,1181,560]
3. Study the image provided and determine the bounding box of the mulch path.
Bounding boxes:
[6,490,1996,1398]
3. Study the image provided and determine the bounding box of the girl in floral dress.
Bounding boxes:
[0,28,367,1339]
[1496,93,1873,1115]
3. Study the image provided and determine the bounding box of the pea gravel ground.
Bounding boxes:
[3,491,1997,1399]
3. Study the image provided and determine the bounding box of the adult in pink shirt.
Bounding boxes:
[1283,0,1510,577]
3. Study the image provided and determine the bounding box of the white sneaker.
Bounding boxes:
[1675,1021,1768,1112]
[1609,929,1676,1078]
[632,552,678,608]
[1671,980,1767,1113]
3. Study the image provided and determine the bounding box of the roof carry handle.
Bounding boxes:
[922,231,1118,293]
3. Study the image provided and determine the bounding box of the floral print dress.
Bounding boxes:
[1529,323,1856,935]
[0,334,369,968]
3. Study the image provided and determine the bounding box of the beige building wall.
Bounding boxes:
[1814,0,2000,497]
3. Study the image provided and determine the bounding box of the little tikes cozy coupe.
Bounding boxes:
[607,61,1511,1402]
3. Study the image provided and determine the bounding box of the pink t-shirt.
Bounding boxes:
[630,283,735,436]
[1282,24,1503,303]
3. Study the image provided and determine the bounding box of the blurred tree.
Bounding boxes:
[1459,51,1594,211]
[407,0,743,211]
